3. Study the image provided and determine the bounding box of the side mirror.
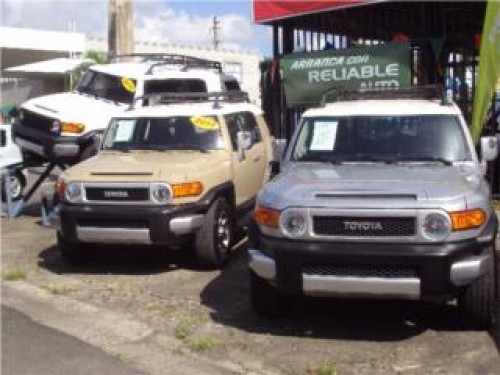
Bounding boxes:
[236,131,252,161]
[268,160,281,180]
[480,136,498,162]
[272,138,287,161]
[8,107,19,118]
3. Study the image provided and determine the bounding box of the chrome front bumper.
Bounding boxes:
[248,248,492,299]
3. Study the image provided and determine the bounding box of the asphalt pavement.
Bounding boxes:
[2,305,144,375]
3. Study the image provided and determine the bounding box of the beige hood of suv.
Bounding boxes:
[64,150,231,184]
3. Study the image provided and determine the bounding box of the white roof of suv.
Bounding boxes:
[305,99,462,118]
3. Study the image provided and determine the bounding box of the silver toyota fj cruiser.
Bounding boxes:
[248,87,499,328]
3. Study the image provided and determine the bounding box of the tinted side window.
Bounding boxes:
[224,113,241,151]
[144,79,207,94]
[224,79,240,91]
[0,129,6,147]
[241,112,261,143]
[224,112,261,151]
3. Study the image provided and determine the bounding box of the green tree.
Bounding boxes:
[70,50,107,89]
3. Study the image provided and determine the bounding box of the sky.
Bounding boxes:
[0,0,272,56]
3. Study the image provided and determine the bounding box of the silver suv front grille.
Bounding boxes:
[312,216,416,237]
[20,109,57,134]
[303,263,417,278]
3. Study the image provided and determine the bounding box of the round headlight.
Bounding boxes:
[279,209,307,237]
[422,213,451,241]
[51,120,61,133]
[151,184,171,203]
[65,182,82,202]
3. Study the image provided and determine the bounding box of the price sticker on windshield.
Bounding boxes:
[121,77,136,93]
[190,116,220,130]
[310,121,338,151]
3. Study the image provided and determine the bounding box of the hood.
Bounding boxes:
[21,91,126,130]
[260,163,483,209]
[63,150,231,183]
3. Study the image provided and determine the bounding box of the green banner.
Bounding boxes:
[471,0,500,142]
[282,44,411,108]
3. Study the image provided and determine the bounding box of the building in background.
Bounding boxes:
[1,27,262,110]
[0,27,85,113]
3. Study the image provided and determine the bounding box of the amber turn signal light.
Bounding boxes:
[55,179,66,199]
[450,209,486,231]
[61,122,85,134]
[253,205,280,228]
[171,181,203,198]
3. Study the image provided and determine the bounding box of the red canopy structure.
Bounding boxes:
[253,0,375,24]
[254,0,498,197]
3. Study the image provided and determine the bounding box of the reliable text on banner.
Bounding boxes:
[282,44,411,108]
[471,0,500,143]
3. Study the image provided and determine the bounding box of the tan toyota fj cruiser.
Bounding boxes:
[55,92,273,268]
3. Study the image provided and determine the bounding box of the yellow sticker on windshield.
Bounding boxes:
[121,77,136,93]
[190,116,219,130]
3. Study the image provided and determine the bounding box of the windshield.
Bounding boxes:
[102,116,223,151]
[291,115,471,163]
[76,70,136,104]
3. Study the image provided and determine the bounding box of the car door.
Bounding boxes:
[224,111,267,206]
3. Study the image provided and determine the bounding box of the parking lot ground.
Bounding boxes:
[2,304,145,375]
[2,207,500,375]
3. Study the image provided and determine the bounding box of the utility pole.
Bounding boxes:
[211,16,221,50]
[108,0,134,59]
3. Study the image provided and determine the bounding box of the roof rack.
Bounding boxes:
[128,91,250,111]
[320,85,444,106]
[108,53,222,74]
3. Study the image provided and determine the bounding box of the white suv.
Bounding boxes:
[1,123,25,201]
[13,54,241,165]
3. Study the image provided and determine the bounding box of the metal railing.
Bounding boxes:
[128,91,249,110]
[109,53,222,74]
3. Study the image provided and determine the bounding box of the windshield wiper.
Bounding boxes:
[173,143,209,153]
[341,156,395,164]
[107,145,134,153]
[394,157,453,166]
[296,154,341,164]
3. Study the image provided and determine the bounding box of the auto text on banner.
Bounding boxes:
[281,43,411,108]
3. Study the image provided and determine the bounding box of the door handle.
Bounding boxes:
[253,155,261,162]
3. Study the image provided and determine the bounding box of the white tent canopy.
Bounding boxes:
[4,57,84,78]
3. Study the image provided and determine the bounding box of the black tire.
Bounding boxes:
[57,232,94,266]
[250,270,288,318]
[1,170,26,202]
[195,197,233,269]
[458,246,496,329]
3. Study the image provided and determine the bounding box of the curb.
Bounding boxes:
[3,281,247,375]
